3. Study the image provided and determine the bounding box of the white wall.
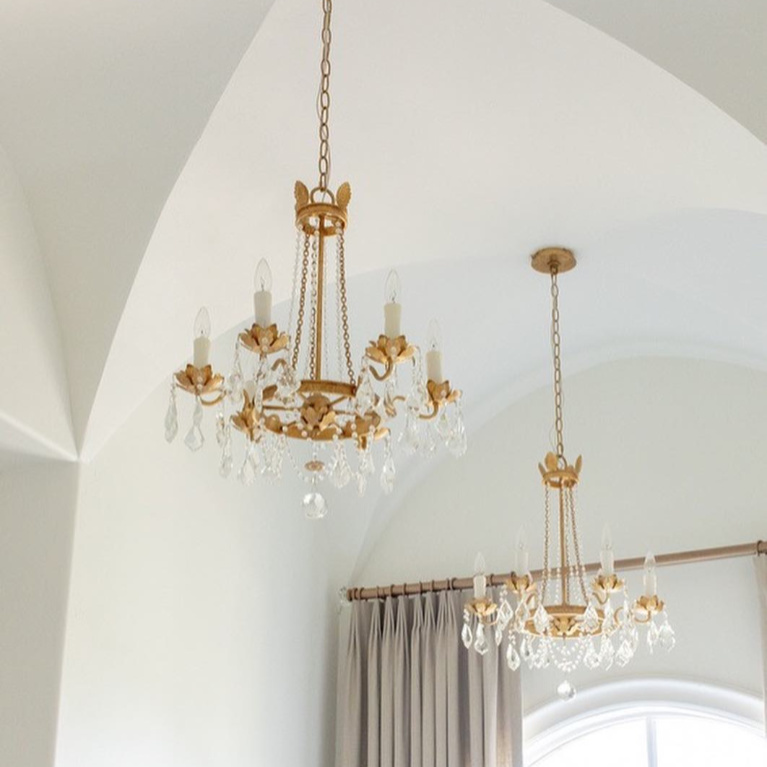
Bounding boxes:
[54,378,360,767]
[0,462,79,767]
[355,358,767,710]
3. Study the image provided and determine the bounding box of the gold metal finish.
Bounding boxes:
[238,324,290,356]
[531,247,576,275]
[174,364,226,405]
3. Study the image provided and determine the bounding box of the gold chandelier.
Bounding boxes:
[164,0,466,516]
[463,248,674,696]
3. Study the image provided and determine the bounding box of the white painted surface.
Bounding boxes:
[0,463,79,767]
[54,379,363,767]
[0,147,75,464]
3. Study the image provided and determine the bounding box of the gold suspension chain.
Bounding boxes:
[550,267,565,464]
[317,0,333,192]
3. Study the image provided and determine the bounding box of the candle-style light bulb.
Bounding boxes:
[425,319,444,383]
[600,524,614,576]
[383,270,402,337]
[427,318,442,351]
[254,258,272,292]
[384,270,401,304]
[643,551,657,597]
[193,307,211,367]
[473,552,487,599]
[194,307,211,338]
[515,527,529,574]
[253,259,273,326]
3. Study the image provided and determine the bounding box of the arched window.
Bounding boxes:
[526,680,766,767]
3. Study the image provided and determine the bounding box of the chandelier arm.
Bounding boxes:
[316,0,333,192]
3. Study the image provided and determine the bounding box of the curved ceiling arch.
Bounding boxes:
[0,0,278,453]
[84,0,767,460]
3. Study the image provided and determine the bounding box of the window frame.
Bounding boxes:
[524,678,764,766]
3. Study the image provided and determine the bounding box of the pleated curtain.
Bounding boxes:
[338,590,523,767]
[756,554,767,734]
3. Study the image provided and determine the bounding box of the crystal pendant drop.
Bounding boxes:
[229,372,244,404]
[497,599,513,630]
[461,622,473,649]
[557,680,577,701]
[616,638,633,667]
[533,603,551,634]
[277,364,300,403]
[599,635,615,670]
[219,433,233,478]
[581,603,600,634]
[380,454,395,494]
[658,617,676,651]
[401,413,420,455]
[164,391,178,443]
[495,627,504,646]
[647,619,660,652]
[473,624,489,656]
[303,488,328,520]
[354,364,376,415]
[184,399,205,451]
[506,641,521,671]
[238,441,259,485]
[520,635,532,664]
[330,444,352,488]
[584,640,600,670]
[215,408,226,447]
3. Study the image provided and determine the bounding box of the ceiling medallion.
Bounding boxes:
[462,249,674,696]
[164,0,466,516]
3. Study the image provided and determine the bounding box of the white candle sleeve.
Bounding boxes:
[254,290,272,327]
[473,573,487,599]
[600,550,614,575]
[193,337,211,368]
[384,302,402,337]
[426,349,444,383]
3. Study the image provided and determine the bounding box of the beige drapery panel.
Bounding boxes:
[756,555,767,734]
[338,590,523,767]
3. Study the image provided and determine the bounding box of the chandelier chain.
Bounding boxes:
[337,228,355,382]
[568,486,589,602]
[542,484,551,601]
[317,0,333,192]
[291,234,312,371]
[308,233,319,377]
[550,267,565,464]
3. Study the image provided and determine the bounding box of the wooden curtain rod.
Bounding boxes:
[345,539,767,602]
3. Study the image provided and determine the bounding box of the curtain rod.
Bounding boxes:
[346,539,767,602]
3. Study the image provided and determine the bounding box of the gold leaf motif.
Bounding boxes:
[575,455,583,474]
[544,452,558,472]
[336,182,351,208]
[294,181,309,209]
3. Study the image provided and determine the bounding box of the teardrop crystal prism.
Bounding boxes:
[184,423,204,451]
[557,680,576,701]
[506,641,521,671]
[303,491,328,520]
[473,624,489,656]
[164,396,178,443]
[461,622,473,649]
[380,456,396,494]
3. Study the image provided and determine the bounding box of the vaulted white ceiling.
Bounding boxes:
[2,0,767,467]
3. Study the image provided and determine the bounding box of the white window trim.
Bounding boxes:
[524,678,764,765]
